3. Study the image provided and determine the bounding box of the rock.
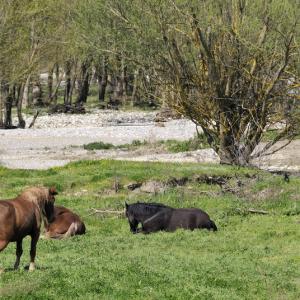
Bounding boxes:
[125,182,142,190]
[140,180,166,194]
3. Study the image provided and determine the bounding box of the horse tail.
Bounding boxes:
[209,219,218,231]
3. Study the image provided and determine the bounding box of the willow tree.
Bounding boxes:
[104,0,300,165]
[74,0,162,107]
[0,0,75,128]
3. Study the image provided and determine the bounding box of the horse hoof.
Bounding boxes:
[29,263,35,272]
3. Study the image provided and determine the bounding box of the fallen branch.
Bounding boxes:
[86,208,124,217]
[29,110,40,128]
[237,208,269,215]
[248,208,269,214]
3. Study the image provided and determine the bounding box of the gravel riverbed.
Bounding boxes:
[0,110,299,171]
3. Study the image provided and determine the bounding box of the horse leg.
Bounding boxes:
[43,223,77,239]
[0,240,9,273]
[0,240,9,252]
[29,232,39,271]
[62,222,79,239]
[142,212,165,234]
[14,240,23,270]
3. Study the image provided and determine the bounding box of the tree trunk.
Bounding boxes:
[106,74,113,96]
[53,63,60,104]
[64,61,72,105]
[32,78,43,106]
[110,55,127,106]
[77,73,90,104]
[131,69,140,106]
[76,60,91,104]
[97,56,108,102]
[48,64,62,105]
[22,75,30,108]
[112,75,123,102]
[69,72,77,105]
[11,85,17,106]
[120,56,127,103]
[47,67,53,103]
[218,139,239,165]
[4,84,13,128]
[0,81,4,127]
[17,83,26,128]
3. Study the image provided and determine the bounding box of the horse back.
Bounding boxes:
[55,208,82,224]
[169,208,213,231]
[175,208,209,216]
[46,206,85,236]
[54,206,72,217]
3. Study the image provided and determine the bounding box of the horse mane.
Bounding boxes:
[129,202,170,215]
[138,202,169,208]
[19,187,51,207]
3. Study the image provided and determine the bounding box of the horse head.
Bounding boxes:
[20,186,57,224]
[44,187,57,223]
[125,202,138,233]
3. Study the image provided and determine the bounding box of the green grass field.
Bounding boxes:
[0,160,299,299]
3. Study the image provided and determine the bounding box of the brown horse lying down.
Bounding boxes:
[0,187,57,272]
[44,206,86,239]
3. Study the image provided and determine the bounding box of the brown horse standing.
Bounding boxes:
[0,186,57,272]
[44,206,86,239]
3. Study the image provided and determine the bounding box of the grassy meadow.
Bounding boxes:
[0,160,299,299]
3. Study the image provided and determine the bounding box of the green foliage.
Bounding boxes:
[261,130,300,142]
[83,141,115,150]
[0,161,299,299]
[83,136,209,152]
[0,0,72,82]
[83,140,147,151]
[79,0,300,164]
[163,135,209,153]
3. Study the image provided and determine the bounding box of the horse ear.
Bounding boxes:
[125,202,129,209]
[49,186,58,195]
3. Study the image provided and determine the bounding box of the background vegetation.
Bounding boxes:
[0,0,299,165]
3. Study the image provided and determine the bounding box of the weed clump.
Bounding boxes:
[84,142,115,150]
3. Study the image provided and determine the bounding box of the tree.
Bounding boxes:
[103,0,300,165]
[0,0,77,127]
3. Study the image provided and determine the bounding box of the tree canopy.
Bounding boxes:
[0,0,299,165]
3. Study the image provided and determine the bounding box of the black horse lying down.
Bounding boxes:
[125,202,217,234]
